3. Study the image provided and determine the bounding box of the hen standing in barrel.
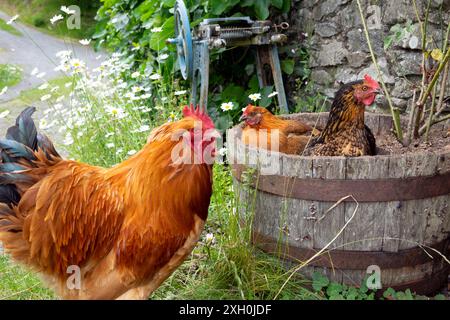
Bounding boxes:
[304,74,380,157]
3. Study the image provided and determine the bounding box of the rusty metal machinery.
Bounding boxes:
[167,0,290,113]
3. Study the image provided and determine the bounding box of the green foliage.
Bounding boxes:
[1,0,99,39]
[311,272,376,300]
[0,64,22,89]
[95,0,304,131]
[383,19,413,50]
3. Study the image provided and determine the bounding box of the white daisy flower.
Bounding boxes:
[0,87,8,96]
[38,83,49,90]
[63,134,74,146]
[50,14,64,25]
[127,150,137,156]
[174,90,187,96]
[151,27,163,33]
[149,73,161,80]
[140,93,151,99]
[56,95,65,102]
[268,91,278,98]
[220,102,234,111]
[248,93,261,101]
[31,67,39,76]
[40,94,51,101]
[79,39,91,46]
[138,125,150,132]
[131,71,140,78]
[50,86,60,93]
[0,110,10,118]
[158,53,169,61]
[61,5,76,15]
[105,106,127,119]
[69,58,85,73]
[132,86,144,93]
[6,15,19,25]
[205,233,215,244]
[39,119,49,129]
[106,143,115,149]
[218,147,227,156]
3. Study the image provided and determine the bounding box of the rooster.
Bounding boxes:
[239,105,318,154]
[304,74,380,156]
[0,105,217,300]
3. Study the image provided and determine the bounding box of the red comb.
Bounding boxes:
[364,74,380,89]
[243,104,254,115]
[182,104,215,128]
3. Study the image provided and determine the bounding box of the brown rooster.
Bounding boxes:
[240,105,317,154]
[0,105,217,300]
[304,75,380,156]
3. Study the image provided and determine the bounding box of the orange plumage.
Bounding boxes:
[240,105,318,154]
[0,106,217,299]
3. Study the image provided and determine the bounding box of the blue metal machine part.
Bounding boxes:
[167,0,290,113]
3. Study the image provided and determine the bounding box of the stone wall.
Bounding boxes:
[289,0,450,111]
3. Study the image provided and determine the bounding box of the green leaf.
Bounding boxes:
[254,0,270,20]
[271,0,283,9]
[162,0,176,8]
[241,0,255,7]
[312,272,329,292]
[326,282,343,297]
[281,59,295,74]
[282,0,291,13]
[210,0,239,15]
[149,16,175,51]
[383,287,397,299]
[222,84,245,99]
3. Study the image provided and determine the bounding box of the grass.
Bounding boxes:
[0,0,99,40]
[0,16,22,36]
[0,255,54,300]
[0,63,22,88]
[17,76,72,104]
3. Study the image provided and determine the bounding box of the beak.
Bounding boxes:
[239,114,248,122]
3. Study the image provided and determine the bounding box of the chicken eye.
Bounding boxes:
[362,86,368,91]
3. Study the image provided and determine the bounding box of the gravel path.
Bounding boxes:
[0,10,101,101]
[0,10,104,149]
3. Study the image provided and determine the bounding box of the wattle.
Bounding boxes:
[362,94,376,106]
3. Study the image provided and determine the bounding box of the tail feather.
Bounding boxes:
[6,107,38,151]
[0,185,20,205]
[0,106,61,208]
[0,139,36,161]
[37,132,61,159]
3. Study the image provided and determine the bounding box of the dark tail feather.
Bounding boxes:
[0,107,60,207]
[0,139,36,161]
[0,185,20,205]
[6,107,38,151]
[37,132,61,158]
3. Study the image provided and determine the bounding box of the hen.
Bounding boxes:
[304,75,380,156]
[0,105,217,300]
[240,105,318,154]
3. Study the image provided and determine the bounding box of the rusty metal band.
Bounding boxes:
[380,265,450,296]
[252,231,450,270]
[231,164,450,202]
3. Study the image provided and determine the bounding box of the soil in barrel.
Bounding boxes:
[376,125,449,155]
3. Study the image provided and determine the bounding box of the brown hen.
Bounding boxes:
[304,75,380,157]
[240,105,317,154]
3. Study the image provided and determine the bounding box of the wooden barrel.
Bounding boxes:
[227,112,450,295]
